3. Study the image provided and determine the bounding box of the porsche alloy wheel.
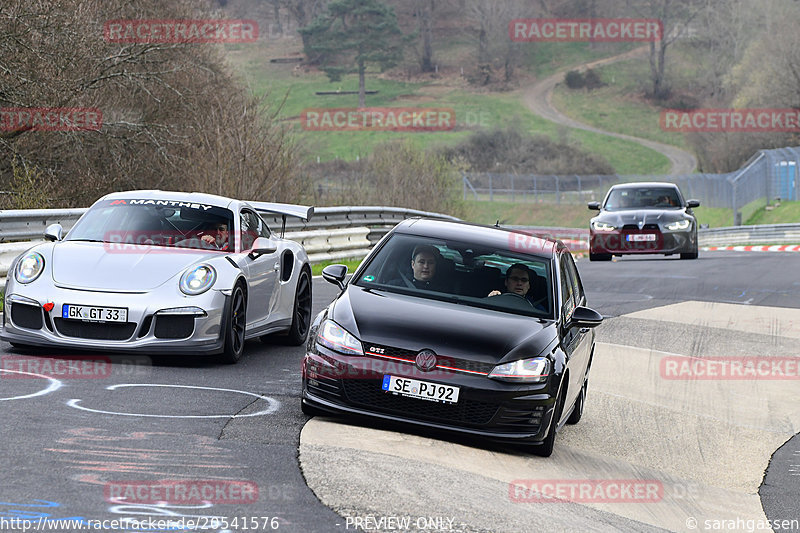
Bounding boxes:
[285,268,312,346]
[221,284,247,364]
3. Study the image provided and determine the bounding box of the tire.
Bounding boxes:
[680,248,698,260]
[567,379,587,425]
[220,283,247,364]
[274,267,313,346]
[533,386,565,457]
[589,252,612,262]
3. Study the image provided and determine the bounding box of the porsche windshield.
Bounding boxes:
[604,187,682,210]
[354,233,553,318]
[65,199,235,251]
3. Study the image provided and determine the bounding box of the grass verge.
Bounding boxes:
[311,258,364,277]
[462,199,761,230]
[745,200,800,225]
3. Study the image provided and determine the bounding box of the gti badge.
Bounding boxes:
[415,349,437,372]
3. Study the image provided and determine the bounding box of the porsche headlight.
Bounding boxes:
[666,219,691,231]
[592,221,616,232]
[179,264,216,295]
[15,252,45,284]
[489,357,550,383]
[317,320,363,355]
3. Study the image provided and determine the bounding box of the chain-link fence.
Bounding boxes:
[462,146,800,226]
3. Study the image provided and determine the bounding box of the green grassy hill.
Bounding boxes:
[225,38,671,174]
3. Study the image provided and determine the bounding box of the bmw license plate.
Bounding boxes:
[627,234,656,241]
[62,304,128,323]
[382,375,459,404]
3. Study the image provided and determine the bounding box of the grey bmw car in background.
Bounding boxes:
[1,190,314,363]
[588,182,700,261]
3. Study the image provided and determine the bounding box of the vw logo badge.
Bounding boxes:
[415,349,437,372]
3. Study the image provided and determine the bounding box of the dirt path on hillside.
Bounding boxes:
[521,46,697,175]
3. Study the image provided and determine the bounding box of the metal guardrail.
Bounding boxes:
[698,224,800,246]
[3,207,799,285]
[0,205,461,281]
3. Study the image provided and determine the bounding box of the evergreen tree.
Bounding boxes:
[300,0,410,107]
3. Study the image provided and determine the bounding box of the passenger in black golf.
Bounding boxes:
[488,263,546,311]
[388,244,451,292]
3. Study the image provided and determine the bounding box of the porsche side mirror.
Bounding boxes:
[569,306,604,328]
[587,202,601,211]
[44,223,64,242]
[248,237,277,259]
[322,264,348,290]
[686,199,700,208]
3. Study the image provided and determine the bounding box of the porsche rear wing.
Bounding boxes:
[248,201,314,237]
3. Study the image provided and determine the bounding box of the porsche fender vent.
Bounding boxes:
[10,303,43,330]
[154,315,195,339]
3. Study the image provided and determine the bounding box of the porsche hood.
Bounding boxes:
[50,241,220,291]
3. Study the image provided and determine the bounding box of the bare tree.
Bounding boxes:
[414,0,435,72]
[626,0,704,100]
[465,0,529,84]
[0,0,304,208]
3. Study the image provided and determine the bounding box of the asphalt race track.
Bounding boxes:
[1,251,799,533]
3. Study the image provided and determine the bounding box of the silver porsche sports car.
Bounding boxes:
[1,190,314,363]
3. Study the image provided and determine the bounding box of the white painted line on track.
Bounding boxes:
[67,383,280,418]
[0,368,62,401]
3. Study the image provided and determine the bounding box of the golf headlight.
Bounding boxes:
[179,264,216,295]
[15,252,45,284]
[592,221,615,232]
[666,219,690,231]
[317,320,363,355]
[489,357,550,383]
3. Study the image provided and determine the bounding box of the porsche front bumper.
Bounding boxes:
[1,283,229,355]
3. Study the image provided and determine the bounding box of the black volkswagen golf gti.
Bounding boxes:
[301,219,602,456]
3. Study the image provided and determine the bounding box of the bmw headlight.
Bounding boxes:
[179,264,216,295]
[489,357,550,383]
[317,320,363,355]
[665,219,691,231]
[15,252,45,284]
[592,221,616,232]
